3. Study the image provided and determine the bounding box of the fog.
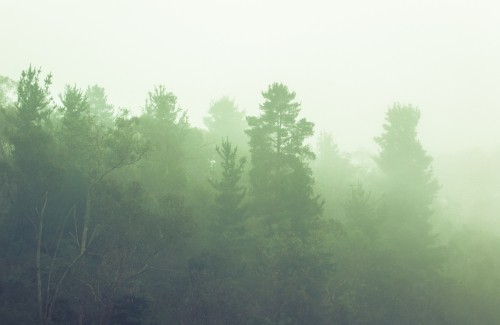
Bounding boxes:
[2,1,500,324]
[2,0,499,154]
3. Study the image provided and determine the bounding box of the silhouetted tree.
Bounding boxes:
[210,138,246,236]
[244,83,329,323]
[246,82,320,237]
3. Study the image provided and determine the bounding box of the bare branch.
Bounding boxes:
[72,206,80,248]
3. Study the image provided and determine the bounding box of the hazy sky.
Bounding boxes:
[1,0,499,154]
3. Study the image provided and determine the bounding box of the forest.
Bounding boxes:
[0,66,500,324]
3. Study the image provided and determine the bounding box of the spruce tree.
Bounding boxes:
[210,138,247,237]
[374,104,438,248]
[372,103,443,323]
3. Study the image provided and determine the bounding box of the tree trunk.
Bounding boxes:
[81,190,91,254]
[36,193,48,325]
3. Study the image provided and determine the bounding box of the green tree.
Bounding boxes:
[244,83,329,323]
[313,132,356,220]
[85,84,114,126]
[9,84,148,325]
[0,75,16,108]
[209,138,247,236]
[58,85,147,255]
[246,82,320,237]
[137,85,189,196]
[7,66,59,209]
[15,66,53,127]
[331,184,379,324]
[144,85,186,124]
[59,85,94,171]
[1,66,62,325]
[204,97,248,151]
[374,104,439,249]
[370,103,443,323]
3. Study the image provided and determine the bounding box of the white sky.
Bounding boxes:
[1,0,500,154]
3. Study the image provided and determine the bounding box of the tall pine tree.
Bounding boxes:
[246,83,320,237]
[244,83,329,324]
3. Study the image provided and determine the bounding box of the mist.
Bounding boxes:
[1,0,500,324]
[2,0,500,154]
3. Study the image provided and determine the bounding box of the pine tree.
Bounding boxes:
[246,83,320,237]
[244,83,328,323]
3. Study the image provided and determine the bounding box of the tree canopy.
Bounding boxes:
[0,68,497,325]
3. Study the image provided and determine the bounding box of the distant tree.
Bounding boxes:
[374,103,439,247]
[344,183,375,236]
[204,97,247,151]
[137,85,190,195]
[370,103,443,323]
[313,132,356,220]
[0,75,17,108]
[444,225,500,324]
[85,84,114,126]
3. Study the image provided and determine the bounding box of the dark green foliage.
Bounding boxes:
[374,104,438,219]
[374,104,439,253]
[246,83,320,237]
[341,103,445,324]
[246,83,314,162]
[243,83,333,324]
[144,85,187,125]
[7,66,61,213]
[210,138,246,231]
[110,295,153,325]
[58,85,95,174]
[1,67,499,324]
[15,66,52,127]
[344,183,375,237]
[137,85,190,196]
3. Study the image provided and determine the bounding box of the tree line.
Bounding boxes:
[0,66,499,324]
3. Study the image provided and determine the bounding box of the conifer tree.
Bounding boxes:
[204,97,247,151]
[374,104,438,247]
[246,83,320,237]
[210,138,247,237]
[371,103,443,323]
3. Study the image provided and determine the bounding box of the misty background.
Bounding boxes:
[1,0,499,154]
[3,1,500,324]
